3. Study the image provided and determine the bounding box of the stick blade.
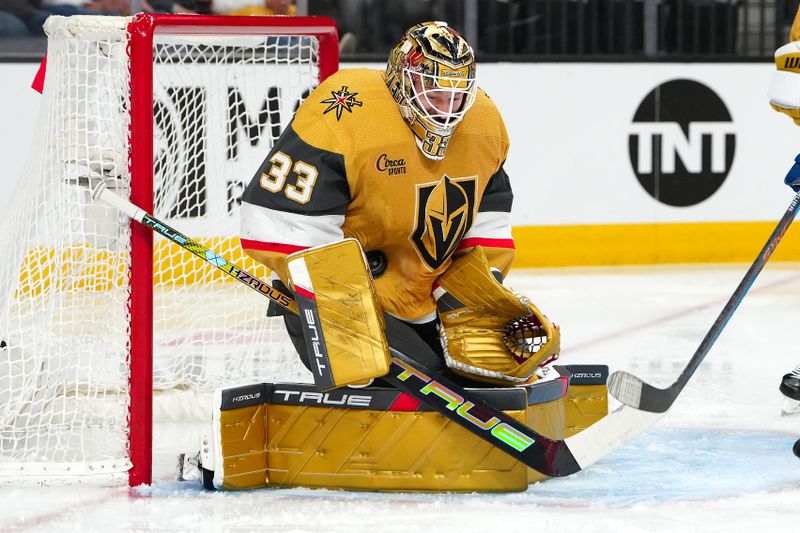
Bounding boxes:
[607,370,644,408]
[565,404,663,470]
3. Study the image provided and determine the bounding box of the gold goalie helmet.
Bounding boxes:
[386,21,478,160]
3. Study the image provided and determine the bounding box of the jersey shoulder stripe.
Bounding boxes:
[240,240,308,255]
[463,211,513,241]
[240,201,345,248]
[458,237,515,250]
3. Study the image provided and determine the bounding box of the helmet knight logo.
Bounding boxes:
[321,86,363,120]
[411,174,476,269]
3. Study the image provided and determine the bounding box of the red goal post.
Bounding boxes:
[126,14,339,488]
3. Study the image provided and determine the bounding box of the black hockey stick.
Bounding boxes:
[94,180,651,477]
[608,192,800,413]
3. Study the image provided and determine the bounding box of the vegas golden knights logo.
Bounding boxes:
[411,174,476,269]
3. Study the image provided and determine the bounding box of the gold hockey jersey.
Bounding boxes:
[241,68,515,321]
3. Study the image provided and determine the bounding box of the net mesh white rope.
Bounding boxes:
[0,15,322,483]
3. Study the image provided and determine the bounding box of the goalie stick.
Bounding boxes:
[93,180,661,477]
[608,191,800,413]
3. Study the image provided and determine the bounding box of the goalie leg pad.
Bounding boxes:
[287,239,390,391]
[559,365,609,437]
[203,384,270,491]
[198,377,602,492]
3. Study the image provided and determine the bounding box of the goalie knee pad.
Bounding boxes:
[435,246,560,385]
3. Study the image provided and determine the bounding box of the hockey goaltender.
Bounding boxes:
[181,21,610,492]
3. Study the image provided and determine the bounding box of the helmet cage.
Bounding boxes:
[401,68,477,132]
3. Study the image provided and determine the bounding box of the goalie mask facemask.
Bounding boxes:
[386,21,477,160]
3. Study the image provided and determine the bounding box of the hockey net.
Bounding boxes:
[0,14,338,485]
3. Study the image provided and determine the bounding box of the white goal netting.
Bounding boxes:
[0,15,326,483]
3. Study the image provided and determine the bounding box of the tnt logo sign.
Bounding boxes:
[628,79,735,207]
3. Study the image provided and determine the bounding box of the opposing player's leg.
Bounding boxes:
[780,364,800,415]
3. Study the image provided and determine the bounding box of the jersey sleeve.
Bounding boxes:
[456,101,515,276]
[457,162,515,277]
[240,119,351,282]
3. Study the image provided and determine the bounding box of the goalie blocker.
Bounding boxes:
[285,239,391,391]
[196,364,608,492]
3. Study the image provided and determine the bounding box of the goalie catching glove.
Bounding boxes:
[434,246,560,385]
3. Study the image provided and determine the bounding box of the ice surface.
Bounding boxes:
[2,264,799,532]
